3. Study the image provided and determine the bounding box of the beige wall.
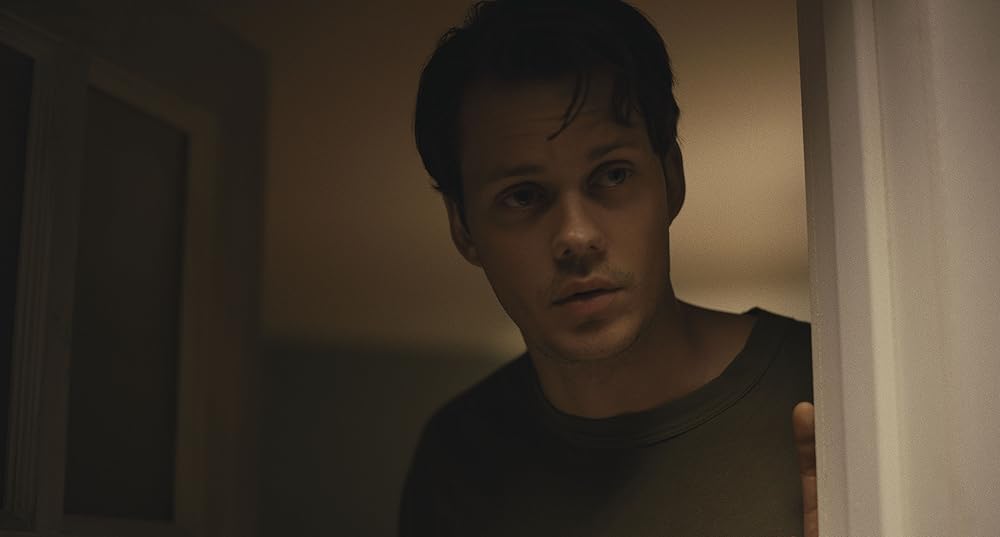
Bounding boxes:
[209,2,808,534]
[215,0,809,359]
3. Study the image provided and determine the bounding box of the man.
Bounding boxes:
[402,1,817,535]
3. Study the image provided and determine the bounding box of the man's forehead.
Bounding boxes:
[459,77,644,150]
[469,106,636,146]
[456,73,651,183]
[461,74,623,130]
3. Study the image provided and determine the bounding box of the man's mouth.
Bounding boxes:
[553,278,621,305]
[555,288,615,304]
[552,286,622,318]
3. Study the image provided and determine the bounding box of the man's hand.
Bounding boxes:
[793,401,818,537]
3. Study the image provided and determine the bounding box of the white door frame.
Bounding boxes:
[799,0,1000,535]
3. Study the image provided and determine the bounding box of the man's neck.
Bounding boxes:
[530,300,756,419]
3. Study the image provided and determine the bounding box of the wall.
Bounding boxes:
[210,1,808,534]
[213,0,809,356]
[258,343,501,537]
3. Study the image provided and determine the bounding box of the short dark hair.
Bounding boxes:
[414,0,681,225]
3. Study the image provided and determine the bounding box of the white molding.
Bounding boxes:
[801,0,1000,535]
[1,8,264,536]
[801,0,907,532]
[56,59,221,537]
[0,12,89,534]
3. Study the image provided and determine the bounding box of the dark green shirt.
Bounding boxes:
[400,309,813,536]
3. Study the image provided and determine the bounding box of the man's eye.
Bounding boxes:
[593,167,633,188]
[499,185,545,209]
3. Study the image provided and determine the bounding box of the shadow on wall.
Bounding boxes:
[258,341,505,537]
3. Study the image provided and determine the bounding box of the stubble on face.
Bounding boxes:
[456,74,675,368]
[533,260,672,369]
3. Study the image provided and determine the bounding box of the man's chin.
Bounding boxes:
[539,324,639,365]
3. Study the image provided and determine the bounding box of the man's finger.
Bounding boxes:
[792,401,818,537]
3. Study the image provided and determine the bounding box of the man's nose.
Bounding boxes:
[551,193,606,264]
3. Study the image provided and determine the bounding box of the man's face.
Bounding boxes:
[450,73,679,363]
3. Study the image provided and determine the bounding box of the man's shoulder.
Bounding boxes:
[751,307,811,349]
[750,308,814,403]
[768,309,812,356]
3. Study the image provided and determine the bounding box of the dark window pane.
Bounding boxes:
[64,87,188,521]
[0,42,35,509]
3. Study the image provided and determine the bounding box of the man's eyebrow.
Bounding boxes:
[489,163,546,183]
[587,140,640,160]
[487,140,639,183]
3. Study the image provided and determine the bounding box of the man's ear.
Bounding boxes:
[663,142,686,224]
[444,198,481,267]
